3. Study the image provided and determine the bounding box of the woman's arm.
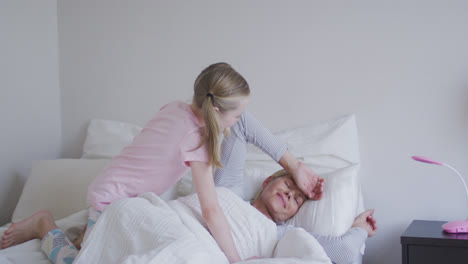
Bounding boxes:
[314,227,368,264]
[277,224,368,264]
[316,209,377,264]
[191,161,241,263]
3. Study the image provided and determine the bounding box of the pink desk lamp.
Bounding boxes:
[412,156,468,233]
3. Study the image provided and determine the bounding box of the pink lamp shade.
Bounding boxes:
[412,156,444,165]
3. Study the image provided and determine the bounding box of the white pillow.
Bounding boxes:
[82,115,358,164]
[245,114,360,165]
[285,164,364,236]
[82,119,142,159]
[12,159,110,222]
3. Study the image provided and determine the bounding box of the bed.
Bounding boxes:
[0,114,364,264]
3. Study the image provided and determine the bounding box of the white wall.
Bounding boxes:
[57,1,468,263]
[0,0,61,226]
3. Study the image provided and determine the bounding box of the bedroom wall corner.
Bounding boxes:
[0,0,62,226]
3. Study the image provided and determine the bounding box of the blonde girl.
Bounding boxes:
[2,62,250,263]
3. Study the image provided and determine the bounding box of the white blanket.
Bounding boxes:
[74,188,331,264]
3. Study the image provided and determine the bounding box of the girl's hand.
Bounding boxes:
[292,162,324,200]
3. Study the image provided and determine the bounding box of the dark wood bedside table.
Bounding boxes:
[401,220,468,264]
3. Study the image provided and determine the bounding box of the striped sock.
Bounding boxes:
[41,229,78,264]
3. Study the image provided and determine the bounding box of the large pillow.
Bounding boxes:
[82,119,142,159]
[12,159,110,222]
[245,114,360,165]
[81,115,358,166]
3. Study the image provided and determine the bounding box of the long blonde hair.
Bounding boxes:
[193,62,250,168]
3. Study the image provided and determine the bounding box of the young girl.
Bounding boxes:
[2,62,250,264]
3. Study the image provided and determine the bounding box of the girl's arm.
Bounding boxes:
[190,161,241,263]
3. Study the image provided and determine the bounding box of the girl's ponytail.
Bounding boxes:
[201,93,223,168]
[193,62,250,168]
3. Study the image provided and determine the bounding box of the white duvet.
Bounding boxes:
[1,188,331,264]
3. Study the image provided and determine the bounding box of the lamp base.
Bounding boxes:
[442,219,468,233]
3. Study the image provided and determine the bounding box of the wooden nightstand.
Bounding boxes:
[401,220,468,264]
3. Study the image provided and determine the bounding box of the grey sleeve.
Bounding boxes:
[276,225,367,264]
[214,111,288,198]
[313,228,368,264]
[239,111,288,162]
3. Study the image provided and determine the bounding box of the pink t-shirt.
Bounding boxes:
[87,101,209,211]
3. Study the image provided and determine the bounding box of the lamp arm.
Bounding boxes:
[443,163,468,206]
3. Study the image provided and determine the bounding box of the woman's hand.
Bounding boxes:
[279,151,324,200]
[352,209,378,237]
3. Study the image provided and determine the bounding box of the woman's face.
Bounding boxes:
[260,176,307,223]
[217,96,250,129]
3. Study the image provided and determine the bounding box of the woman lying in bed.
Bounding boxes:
[252,169,377,263]
[2,169,376,264]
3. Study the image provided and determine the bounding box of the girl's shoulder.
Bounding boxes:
[157,101,194,119]
[150,101,199,129]
[159,101,188,112]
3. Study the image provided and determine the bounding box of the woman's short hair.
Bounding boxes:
[252,169,290,202]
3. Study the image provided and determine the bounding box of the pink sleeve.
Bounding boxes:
[180,130,209,166]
